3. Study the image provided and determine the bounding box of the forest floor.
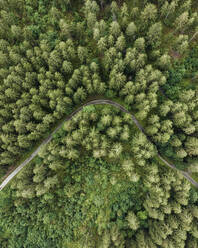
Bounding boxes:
[1,98,198,191]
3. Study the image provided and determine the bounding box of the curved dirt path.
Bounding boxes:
[0,99,198,191]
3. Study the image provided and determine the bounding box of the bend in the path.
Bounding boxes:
[0,99,197,191]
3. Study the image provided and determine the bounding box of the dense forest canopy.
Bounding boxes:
[0,0,198,247]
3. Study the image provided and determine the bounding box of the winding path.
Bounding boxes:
[0,99,198,191]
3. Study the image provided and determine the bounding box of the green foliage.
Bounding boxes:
[0,0,198,247]
[163,45,198,100]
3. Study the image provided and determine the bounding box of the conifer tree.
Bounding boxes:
[147,22,162,49]
[126,211,140,230]
[126,22,137,39]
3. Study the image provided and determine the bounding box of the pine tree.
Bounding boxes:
[120,3,129,27]
[44,175,59,190]
[111,1,119,16]
[126,22,137,39]
[109,142,123,158]
[185,137,198,156]
[140,3,157,29]
[160,1,178,20]
[157,54,171,70]
[147,22,162,49]
[109,21,121,37]
[84,0,99,17]
[173,34,189,55]
[126,211,140,230]
[107,127,117,139]
[174,11,190,33]
[137,230,156,248]
[62,60,73,74]
[115,35,126,51]
[67,148,79,160]
[191,206,198,218]
[17,135,31,149]
[100,115,112,127]
[73,87,87,104]
[59,19,71,38]
[134,38,145,52]
[36,183,48,196]
[120,128,130,141]
[97,37,107,52]
[109,69,126,90]
[100,230,111,248]
[11,25,22,41]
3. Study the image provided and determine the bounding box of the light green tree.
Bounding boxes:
[109,21,121,37]
[126,22,137,39]
[126,211,140,230]
[185,137,198,156]
[147,22,162,48]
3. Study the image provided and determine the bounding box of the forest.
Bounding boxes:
[0,0,198,247]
